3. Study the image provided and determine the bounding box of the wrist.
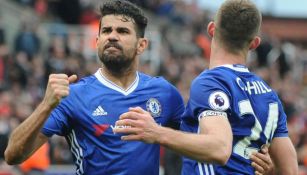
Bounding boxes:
[155,125,168,145]
[40,100,54,112]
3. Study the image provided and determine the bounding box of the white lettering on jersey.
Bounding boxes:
[110,125,131,130]
[236,77,272,95]
[111,125,131,134]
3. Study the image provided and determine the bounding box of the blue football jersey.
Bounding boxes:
[181,64,288,175]
[41,69,184,175]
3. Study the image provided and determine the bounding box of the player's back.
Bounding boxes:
[181,64,288,175]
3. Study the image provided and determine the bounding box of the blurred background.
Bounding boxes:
[0,0,307,174]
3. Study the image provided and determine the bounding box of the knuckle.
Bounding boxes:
[54,93,62,100]
[264,165,269,170]
[65,79,70,85]
[138,120,144,126]
[55,89,64,97]
[54,89,60,95]
[50,83,56,89]
[63,74,68,78]
[49,78,55,84]
[49,74,54,78]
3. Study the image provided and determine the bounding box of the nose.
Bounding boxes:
[107,30,119,42]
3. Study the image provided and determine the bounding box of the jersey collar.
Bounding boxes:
[94,69,139,96]
[220,64,250,72]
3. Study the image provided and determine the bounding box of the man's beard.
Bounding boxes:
[99,52,136,76]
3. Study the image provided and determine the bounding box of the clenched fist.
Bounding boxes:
[43,74,78,109]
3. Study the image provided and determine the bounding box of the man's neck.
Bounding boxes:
[100,65,138,90]
[209,43,247,69]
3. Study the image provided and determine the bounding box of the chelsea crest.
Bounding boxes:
[146,98,162,117]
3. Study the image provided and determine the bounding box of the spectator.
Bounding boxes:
[14,22,41,60]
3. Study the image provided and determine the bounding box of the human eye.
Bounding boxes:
[117,28,130,34]
[101,27,112,34]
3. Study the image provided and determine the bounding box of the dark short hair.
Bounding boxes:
[215,0,262,53]
[99,0,148,38]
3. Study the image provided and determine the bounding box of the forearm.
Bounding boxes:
[274,163,298,175]
[115,109,232,164]
[273,152,298,175]
[270,137,298,175]
[5,101,52,164]
[156,126,231,164]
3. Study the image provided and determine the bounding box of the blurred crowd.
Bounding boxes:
[1,0,307,174]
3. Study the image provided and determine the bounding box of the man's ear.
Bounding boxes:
[96,36,99,48]
[207,21,215,38]
[136,38,149,55]
[249,36,261,50]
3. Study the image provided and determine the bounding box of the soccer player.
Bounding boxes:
[4,1,184,174]
[114,0,298,174]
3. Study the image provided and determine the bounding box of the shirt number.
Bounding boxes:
[233,100,278,159]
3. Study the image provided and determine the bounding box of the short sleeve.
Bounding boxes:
[272,100,288,138]
[165,85,185,129]
[187,76,231,120]
[41,99,72,137]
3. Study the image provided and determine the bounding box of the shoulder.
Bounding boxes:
[139,72,167,83]
[139,72,182,99]
[190,69,233,103]
[69,74,97,93]
[192,69,222,88]
[192,67,238,87]
[139,72,177,90]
